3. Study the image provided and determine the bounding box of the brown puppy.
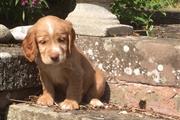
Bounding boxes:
[22,16,105,110]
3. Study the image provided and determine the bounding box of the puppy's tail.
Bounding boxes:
[94,68,106,98]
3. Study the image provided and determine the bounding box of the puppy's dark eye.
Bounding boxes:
[38,40,46,45]
[58,38,65,43]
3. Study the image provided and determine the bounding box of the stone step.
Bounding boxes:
[1,82,180,118]
[3,81,180,119]
[6,103,172,120]
[109,82,180,117]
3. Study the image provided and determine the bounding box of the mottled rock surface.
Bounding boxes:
[1,36,179,91]
[0,45,40,91]
[76,36,180,87]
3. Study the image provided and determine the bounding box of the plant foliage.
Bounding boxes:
[111,0,176,35]
[0,0,48,27]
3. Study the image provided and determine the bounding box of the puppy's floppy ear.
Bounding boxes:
[68,25,75,54]
[22,27,37,62]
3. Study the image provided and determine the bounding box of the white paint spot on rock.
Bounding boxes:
[0,52,12,58]
[115,58,120,64]
[133,48,136,52]
[123,45,129,53]
[173,89,177,92]
[157,64,164,72]
[147,70,161,83]
[133,68,141,75]
[124,67,133,75]
[87,49,93,56]
[91,56,95,60]
[142,70,145,74]
[135,61,139,64]
[95,42,99,46]
[147,90,154,94]
[104,40,114,51]
[172,70,176,74]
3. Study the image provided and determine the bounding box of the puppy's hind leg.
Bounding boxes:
[87,68,105,107]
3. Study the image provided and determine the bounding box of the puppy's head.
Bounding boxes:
[22,16,75,64]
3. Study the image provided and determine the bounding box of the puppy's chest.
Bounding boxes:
[46,67,67,84]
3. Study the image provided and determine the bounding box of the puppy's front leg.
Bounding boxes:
[60,78,83,110]
[37,71,55,106]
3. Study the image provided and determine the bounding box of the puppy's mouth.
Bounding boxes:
[41,54,66,65]
[50,55,66,64]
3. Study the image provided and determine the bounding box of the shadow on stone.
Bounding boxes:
[101,82,111,103]
[1,87,41,120]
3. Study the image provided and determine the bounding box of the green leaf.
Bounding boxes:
[135,16,147,24]
[22,11,25,21]
[149,25,154,31]
[42,0,49,8]
[162,12,166,16]
[15,0,19,6]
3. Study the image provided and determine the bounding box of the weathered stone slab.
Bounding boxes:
[66,3,133,36]
[152,24,180,39]
[5,81,180,119]
[0,45,40,91]
[76,36,180,87]
[7,104,166,120]
[0,25,14,43]
[4,81,180,119]
[109,82,180,117]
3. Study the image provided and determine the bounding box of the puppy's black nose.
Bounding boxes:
[50,53,59,62]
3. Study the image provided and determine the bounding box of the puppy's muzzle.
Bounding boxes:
[50,53,60,62]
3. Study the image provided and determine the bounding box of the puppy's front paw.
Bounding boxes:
[37,94,54,106]
[60,99,79,110]
[89,98,104,107]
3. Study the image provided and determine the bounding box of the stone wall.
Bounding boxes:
[0,36,180,119]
